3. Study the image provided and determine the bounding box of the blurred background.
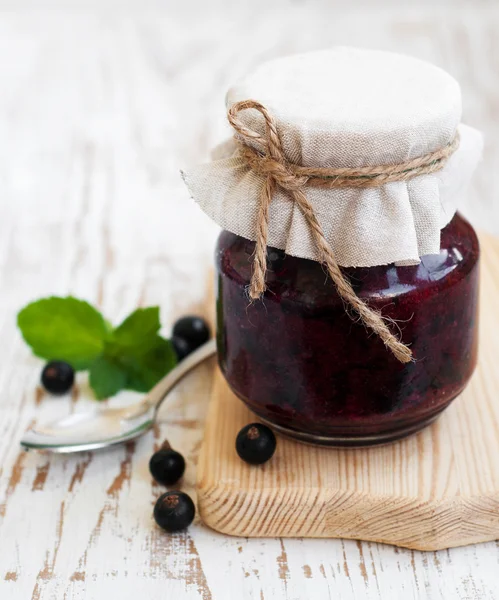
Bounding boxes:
[0,0,497,318]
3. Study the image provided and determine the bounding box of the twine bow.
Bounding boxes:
[227,99,460,364]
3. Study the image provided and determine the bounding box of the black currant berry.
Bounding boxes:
[236,423,277,465]
[149,441,185,486]
[41,361,75,395]
[172,335,192,361]
[172,316,210,350]
[153,491,195,532]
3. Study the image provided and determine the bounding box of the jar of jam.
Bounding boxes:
[183,48,483,446]
[215,213,479,445]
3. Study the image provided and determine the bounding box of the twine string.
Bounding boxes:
[227,99,460,364]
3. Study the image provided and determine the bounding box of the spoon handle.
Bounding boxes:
[146,338,217,415]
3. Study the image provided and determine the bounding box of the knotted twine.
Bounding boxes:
[227,100,461,364]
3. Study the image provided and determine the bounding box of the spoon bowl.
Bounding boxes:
[20,339,217,453]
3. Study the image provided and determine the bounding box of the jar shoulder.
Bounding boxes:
[216,214,479,304]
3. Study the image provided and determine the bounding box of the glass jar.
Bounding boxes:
[215,213,479,446]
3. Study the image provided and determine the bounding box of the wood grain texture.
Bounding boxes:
[0,5,499,599]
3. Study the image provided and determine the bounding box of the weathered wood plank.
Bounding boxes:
[0,7,498,599]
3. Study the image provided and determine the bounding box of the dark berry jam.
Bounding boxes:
[216,214,479,446]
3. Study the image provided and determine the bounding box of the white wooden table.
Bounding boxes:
[1,6,498,599]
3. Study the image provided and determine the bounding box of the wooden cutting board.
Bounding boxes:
[197,233,499,551]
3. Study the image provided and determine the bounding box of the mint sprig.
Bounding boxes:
[17,297,107,370]
[17,297,177,400]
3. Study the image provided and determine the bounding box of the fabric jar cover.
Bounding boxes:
[182,47,483,267]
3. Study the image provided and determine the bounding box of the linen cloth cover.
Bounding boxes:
[183,48,482,267]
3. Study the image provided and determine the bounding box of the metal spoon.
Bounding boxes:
[20,339,217,453]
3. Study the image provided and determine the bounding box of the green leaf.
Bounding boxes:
[111,307,161,351]
[126,336,177,392]
[89,356,128,400]
[105,334,177,393]
[88,303,176,399]
[17,297,107,370]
